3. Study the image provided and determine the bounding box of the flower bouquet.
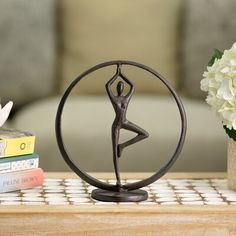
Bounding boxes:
[200,42,236,190]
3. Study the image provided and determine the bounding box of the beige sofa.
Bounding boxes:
[1,0,235,172]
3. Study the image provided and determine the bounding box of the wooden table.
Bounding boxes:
[0,172,236,236]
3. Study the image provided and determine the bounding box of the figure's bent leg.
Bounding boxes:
[112,126,121,187]
[118,121,149,157]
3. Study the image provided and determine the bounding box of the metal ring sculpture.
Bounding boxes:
[55,60,187,192]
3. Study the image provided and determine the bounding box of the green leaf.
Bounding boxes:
[223,125,236,141]
[208,49,223,67]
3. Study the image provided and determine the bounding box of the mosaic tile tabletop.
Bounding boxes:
[1,178,236,206]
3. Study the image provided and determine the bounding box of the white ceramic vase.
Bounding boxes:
[228,138,236,190]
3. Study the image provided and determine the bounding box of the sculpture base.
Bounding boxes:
[91,189,148,202]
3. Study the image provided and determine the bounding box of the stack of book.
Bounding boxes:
[0,128,44,193]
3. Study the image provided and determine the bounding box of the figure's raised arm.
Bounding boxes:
[120,73,134,97]
[105,65,121,98]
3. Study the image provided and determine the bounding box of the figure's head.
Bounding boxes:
[117,81,124,96]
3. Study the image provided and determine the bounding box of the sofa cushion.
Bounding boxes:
[181,0,236,99]
[0,0,57,108]
[60,0,182,94]
[12,95,227,172]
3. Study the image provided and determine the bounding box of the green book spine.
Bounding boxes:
[0,153,39,174]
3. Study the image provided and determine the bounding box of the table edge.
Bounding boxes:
[0,205,235,214]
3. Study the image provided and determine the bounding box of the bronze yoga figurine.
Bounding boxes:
[106,64,149,188]
[56,60,187,202]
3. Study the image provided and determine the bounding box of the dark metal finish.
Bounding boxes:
[91,189,148,202]
[105,64,149,188]
[55,60,187,198]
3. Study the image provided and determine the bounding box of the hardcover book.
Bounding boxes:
[0,153,39,174]
[0,168,44,193]
[0,128,35,158]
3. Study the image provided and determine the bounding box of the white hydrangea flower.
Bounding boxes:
[200,42,236,129]
[0,101,13,127]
